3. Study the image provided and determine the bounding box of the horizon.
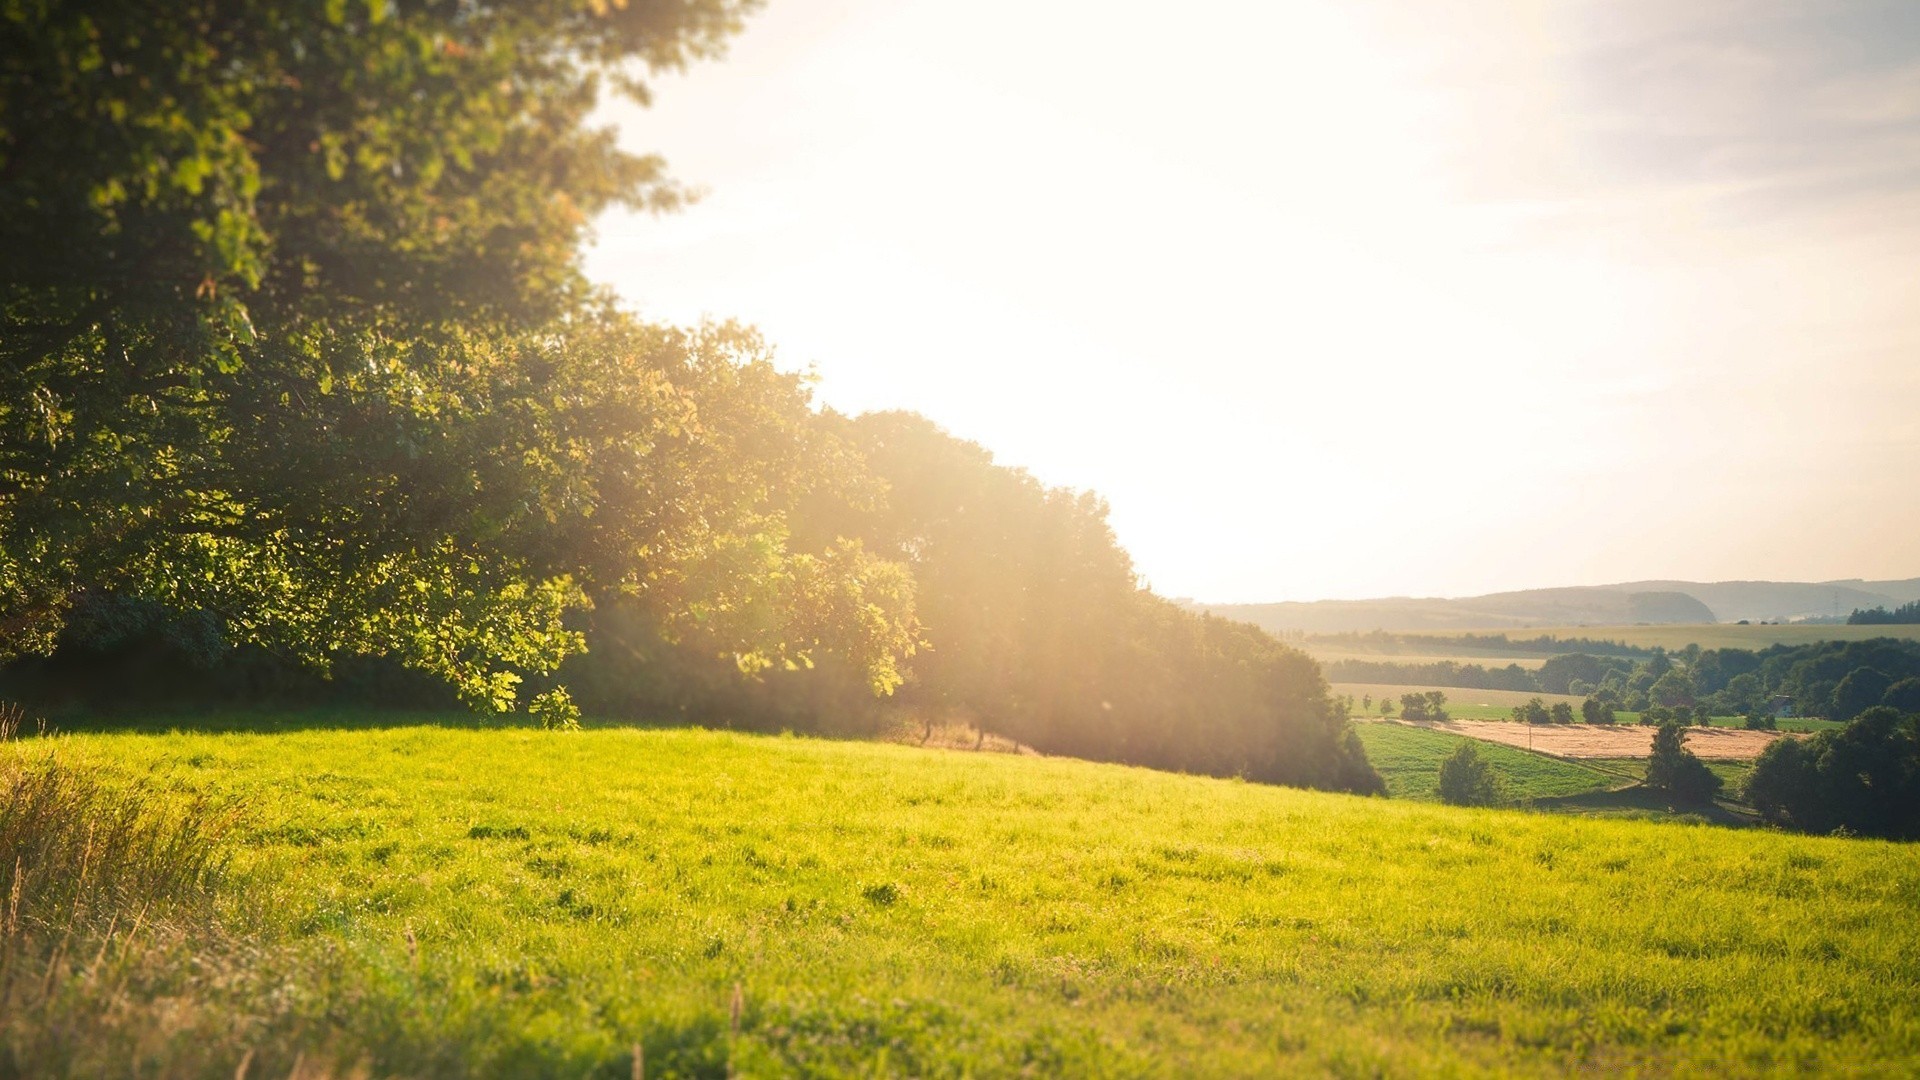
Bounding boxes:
[1186,572,1920,609]
[588,0,1920,604]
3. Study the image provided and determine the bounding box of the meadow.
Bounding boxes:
[6,719,1919,1077]
[1332,683,1583,720]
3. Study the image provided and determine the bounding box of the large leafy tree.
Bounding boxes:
[1,0,912,711]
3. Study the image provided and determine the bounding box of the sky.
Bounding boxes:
[584,0,1920,604]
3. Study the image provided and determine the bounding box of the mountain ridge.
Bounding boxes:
[1195,577,1920,634]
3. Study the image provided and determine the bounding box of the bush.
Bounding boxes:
[1436,741,1505,807]
[1549,702,1575,725]
[1581,695,1617,725]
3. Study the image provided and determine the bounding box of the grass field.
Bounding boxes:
[1351,722,1621,801]
[6,718,1919,1076]
[1333,683,1582,721]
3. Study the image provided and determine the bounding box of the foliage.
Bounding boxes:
[1847,600,1920,625]
[1644,721,1722,804]
[1581,693,1618,725]
[0,0,927,716]
[817,413,1378,793]
[1398,690,1449,723]
[1512,697,1551,725]
[1435,740,1505,806]
[1745,707,1920,839]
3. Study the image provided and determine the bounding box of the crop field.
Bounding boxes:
[1350,722,1619,801]
[1333,683,1583,721]
[1403,719,1787,761]
[5,720,1918,1077]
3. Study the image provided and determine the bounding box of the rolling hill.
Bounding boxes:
[1198,577,1920,633]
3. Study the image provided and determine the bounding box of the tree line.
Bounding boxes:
[1848,601,1920,625]
[0,1,1380,795]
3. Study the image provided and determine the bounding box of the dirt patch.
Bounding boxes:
[1387,719,1791,760]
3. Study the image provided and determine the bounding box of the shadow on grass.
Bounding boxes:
[1530,784,1760,827]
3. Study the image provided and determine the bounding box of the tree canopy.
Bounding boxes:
[1,0,920,713]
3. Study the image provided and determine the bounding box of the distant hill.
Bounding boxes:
[1593,579,1920,623]
[1198,577,1920,634]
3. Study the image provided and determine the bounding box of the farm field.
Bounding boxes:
[1333,683,1582,720]
[8,720,1920,1077]
[1350,722,1619,801]
[1398,719,1789,761]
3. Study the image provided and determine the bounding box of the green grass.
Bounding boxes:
[1351,722,1622,801]
[11,719,1920,1076]
[1333,683,1583,721]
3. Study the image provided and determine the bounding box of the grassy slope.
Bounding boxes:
[1351,722,1621,801]
[24,722,1920,1077]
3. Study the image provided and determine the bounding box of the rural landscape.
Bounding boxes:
[5,0,1920,1077]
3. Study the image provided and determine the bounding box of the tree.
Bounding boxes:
[1580,694,1617,725]
[1379,697,1394,718]
[1437,741,1504,806]
[1649,669,1697,709]
[1886,677,1920,713]
[1549,701,1575,725]
[1746,707,1920,838]
[1401,691,1448,723]
[1645,721,1722,804]
[1833,668,1894,722]
[1513,697,1551,725]
[0,1,925,714]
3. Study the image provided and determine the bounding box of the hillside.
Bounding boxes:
[1201,587,1713,633]
[8,721,1917,1076]
[1200,576,1920,632]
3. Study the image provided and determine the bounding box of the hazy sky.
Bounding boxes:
[585,0,1920,603]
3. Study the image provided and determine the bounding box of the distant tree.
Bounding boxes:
[1581,695,1617,725]
[1742,711,1776,731]
[1400,691,1448,723]
[1847,600,1920,625]
[1644,649,1673,679]
[1645,721,1722,804]
[1379,698,1395,718]
[1693,705,1712,727]
[1639,705,1671,727]
[1512,697,1551,725]
[1886,678,1920,713]
[1833,668,1894,722]
[1549,701,1576,725]
[1362,694,1372,712]
[1746,707,1920,838]
[1437,741,1505,807]
[1567,678,1593,697]
[1649,669,1697,709]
